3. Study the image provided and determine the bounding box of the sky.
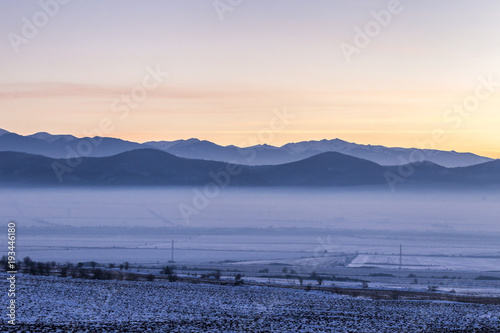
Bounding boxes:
[0,0,499,157]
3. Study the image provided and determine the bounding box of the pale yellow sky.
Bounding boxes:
[1,1,499,158]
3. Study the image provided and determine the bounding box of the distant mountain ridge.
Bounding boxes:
[0,131,144,159]
[0,128,492,168]
[0,128,9,137]
[0,149,498,188]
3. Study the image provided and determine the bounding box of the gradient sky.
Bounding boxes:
[1,0,499,157]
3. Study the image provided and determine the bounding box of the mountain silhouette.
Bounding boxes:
[0,128,491,168]
[1,149,498,188]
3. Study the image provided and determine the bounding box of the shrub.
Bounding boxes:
[316,276,324,286]
[369,273,395,278]
[60,267,69,278]
[428,285,439,292]
[161,265,178,282]
[234,274,243,286]
[475,276,500,281]
[297,276,304,285]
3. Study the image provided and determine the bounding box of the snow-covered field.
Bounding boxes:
[3,274,500,332]
[349,254,500,271]
[2,188,500,331]
[2,188,500,269]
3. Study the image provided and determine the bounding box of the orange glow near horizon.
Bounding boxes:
[1,83,499,158]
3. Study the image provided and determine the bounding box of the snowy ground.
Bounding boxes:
[3,188,500,270]
[349,254,500,271]
[2,274,500,332]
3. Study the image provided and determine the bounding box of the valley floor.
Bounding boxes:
[2,274,499,332]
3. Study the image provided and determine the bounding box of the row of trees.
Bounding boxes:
[257,269,372,288]
[0,256,134,277]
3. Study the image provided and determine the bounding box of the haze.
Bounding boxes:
[2,188,499,267]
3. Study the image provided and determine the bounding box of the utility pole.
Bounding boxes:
[399,244,403,270]
[169,239,175,263]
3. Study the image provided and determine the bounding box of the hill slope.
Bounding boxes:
[0,149,254,186]
[1,150,499,188]
[258,152,388,186]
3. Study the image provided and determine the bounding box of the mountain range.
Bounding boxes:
[0,148,499,189]
[0,128,492,168]
[0,128,498,188]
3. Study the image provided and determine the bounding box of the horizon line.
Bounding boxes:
[0,127,496,159]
